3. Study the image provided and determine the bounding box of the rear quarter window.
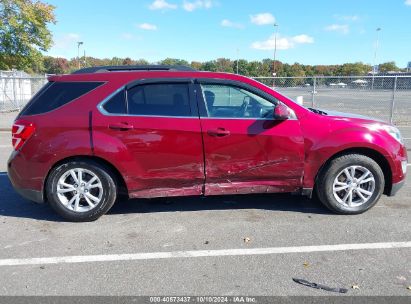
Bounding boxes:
[102,89,127,114]
[20,81,104,116]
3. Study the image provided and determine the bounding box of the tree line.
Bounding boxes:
[0,0,405,77]
[40,56,402,77]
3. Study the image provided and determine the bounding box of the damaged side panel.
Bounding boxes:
[205,180,301,196]
[92,114,206,196]
[200,118,305,196]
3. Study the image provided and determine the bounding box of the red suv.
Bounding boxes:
[8,65,407,221]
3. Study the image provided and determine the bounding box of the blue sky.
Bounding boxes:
[45,0,411,67]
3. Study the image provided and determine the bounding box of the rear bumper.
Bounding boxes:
[388,179,405,197]
[12,185,44,203]
[7,151,45,204]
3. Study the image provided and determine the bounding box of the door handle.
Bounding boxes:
[207,128,230,137]
[108,123,134,131]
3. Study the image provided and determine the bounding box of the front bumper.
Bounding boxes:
[387,144,407,196]
[388,179,405,197]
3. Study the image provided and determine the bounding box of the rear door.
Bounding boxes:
[196,79,305,195]
[93,79,205,198]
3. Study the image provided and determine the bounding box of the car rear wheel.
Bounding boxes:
[46,160,117,221]
[316,154,385,214]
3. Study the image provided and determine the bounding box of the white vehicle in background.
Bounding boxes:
[329,82,347,88]
[352,79,368,87]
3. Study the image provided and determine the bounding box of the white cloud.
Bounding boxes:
[120,33,135,40]
[292,34,314,44]
[334,14,359,21]
[405,0,411,6]
[250,13,275,25]
[183,0,214,12]
[221,19,244,29]
[52,33,81,49]
[138,23,157,30]
[67,33,80,40]
[325,24,349,34]
[251,34,314,50]
[149,0,177,10]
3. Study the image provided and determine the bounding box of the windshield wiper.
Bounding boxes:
[308,107,328,115]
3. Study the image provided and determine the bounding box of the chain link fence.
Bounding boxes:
[1,73,410,127]
[0,71,48,113]
[252,75,411,126]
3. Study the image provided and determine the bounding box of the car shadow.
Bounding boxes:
[0,172,332,222]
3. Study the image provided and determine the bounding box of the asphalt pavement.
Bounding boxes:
[0,131,410,296]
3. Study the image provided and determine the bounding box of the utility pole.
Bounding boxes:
[77,41,84,69]
[272,23,279,87]
[371,28,381,90]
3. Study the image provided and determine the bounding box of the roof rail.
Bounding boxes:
[72,65,196,74]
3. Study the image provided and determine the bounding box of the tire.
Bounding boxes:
[46,160,117,222]
[316,154,384,214]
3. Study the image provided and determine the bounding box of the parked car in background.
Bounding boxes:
[8,65,407,221]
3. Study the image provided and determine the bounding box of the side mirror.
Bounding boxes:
[273,103,291,120]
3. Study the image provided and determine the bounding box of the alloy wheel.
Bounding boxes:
[56,168,103,212]
[332,165,376,208]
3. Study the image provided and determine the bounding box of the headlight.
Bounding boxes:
[402,160,407,175]
[384,125,403,144]
[368,124,403,144]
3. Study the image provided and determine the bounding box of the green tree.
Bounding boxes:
[201,60,217,72]
[161,58,189,66]
[378,61,399,73]
[215,58,233,73]
[134,58,149,65]
[0,0,56,71]
[236,59,248,75]
[261,58,273,77]
[247,61,264,77]
[338,62,371,76]
[110,57,123,65]
[190,61,202,70]
[288,63,305,77]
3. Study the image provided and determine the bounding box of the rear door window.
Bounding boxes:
[127,83,192,117]
[20,82,104,115]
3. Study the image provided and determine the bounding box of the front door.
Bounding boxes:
[196,80,305,195]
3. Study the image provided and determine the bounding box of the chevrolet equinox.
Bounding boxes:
[8,65,407,221]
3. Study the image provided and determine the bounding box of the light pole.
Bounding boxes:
[272,23,279,87]
[236,48,239,74]
[77,41,84,69]
[371,28,381,90]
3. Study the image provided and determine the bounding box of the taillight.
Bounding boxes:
[12,120,36,151]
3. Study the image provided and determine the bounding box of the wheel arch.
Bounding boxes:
[43,155,129,202]
[314,147,392,195]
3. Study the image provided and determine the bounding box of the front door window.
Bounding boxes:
[201,84,275,119]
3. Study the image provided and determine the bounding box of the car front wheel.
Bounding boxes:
[316,154,385,214]
[46,160,117,221]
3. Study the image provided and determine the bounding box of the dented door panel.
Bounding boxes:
[201,118,305,195]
